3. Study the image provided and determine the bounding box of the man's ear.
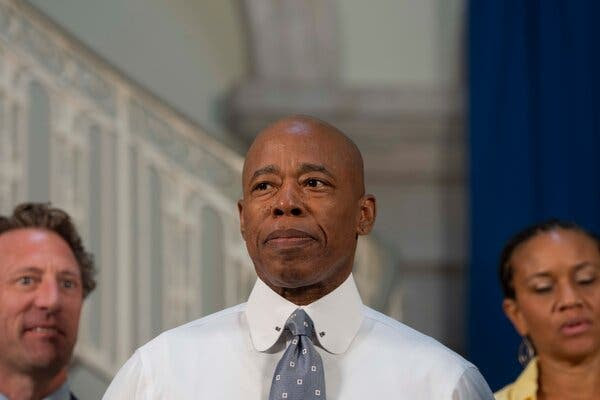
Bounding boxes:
[502,298,528,337]
[356,194,376,236]
[237,199,246,240]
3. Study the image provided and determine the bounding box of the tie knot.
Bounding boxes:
[285,309,314,337]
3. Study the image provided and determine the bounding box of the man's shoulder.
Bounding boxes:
[172,303,247,332]
[360,306,475,372]
[139,303,247,353]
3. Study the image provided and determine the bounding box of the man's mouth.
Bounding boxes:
[23,325,63,338]
[264,229,317,248]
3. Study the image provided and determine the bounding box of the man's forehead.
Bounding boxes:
[245,120,358,169]
[247,136,335,163]
[243,141,346,185]
[0,228,75,261]
[253,125,340,151]
[0,227,60,245]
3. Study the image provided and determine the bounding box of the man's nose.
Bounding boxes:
[34,278,61,312]
[555,281,583,311]
[272,183,304,217]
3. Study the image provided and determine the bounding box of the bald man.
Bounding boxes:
[103,116,493,399]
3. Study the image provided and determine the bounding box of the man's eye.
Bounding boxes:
[305,179,324,188]
[253,182,271,191]
[61,279,77,289]
[17,276,35,286]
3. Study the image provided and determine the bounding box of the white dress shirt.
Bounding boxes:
[103,274,493,399]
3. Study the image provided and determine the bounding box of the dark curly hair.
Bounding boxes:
[499,219,600,299]
[0,202,96,297]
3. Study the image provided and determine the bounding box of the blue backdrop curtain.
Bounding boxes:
[468,0,600,391]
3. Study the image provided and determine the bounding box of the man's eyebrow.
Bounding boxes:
[57,271,82,283]
[251,165,279,181]
[58,270,81,277]
[298,163,334,179]
[14,266,43,274]
[12,266,79,276]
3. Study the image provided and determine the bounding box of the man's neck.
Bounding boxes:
[261,271,352,306]
[537,353,600,400]
[0,367,67,400]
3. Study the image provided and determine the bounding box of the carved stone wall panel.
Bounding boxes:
[0,83,25,211]
[399,267,466,353]
[0,2,117,116]
[129,99,241,200]
[0,44,4,74]
[372,182,467,264]
[0,91,8,212]
[354,236,400,319]
[163,213,189,329]
[242,0,338,81]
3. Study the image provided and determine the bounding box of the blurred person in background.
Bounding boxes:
[496,220,600,400]
[0,203,96,400]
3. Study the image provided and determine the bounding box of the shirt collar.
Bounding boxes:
[512,358,538,400]
[246,273,363,355]
[0,381,71,400]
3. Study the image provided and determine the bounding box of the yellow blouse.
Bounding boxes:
[494,359,538,400]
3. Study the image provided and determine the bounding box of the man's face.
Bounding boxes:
[0,228,83,377]
[238,120,375,291]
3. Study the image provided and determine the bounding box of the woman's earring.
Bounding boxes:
[517,336,535,366]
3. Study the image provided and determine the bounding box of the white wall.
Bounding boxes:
[27,0,248,151]
[337,0,464,87]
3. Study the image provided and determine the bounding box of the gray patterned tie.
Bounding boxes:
[269,309,326,400]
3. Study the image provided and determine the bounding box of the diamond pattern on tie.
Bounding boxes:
[269,309,326,400]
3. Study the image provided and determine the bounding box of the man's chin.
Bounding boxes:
[20,353,68,376]
[254,257,338,290]
[19,342,71,372]
[266,269,324,289]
